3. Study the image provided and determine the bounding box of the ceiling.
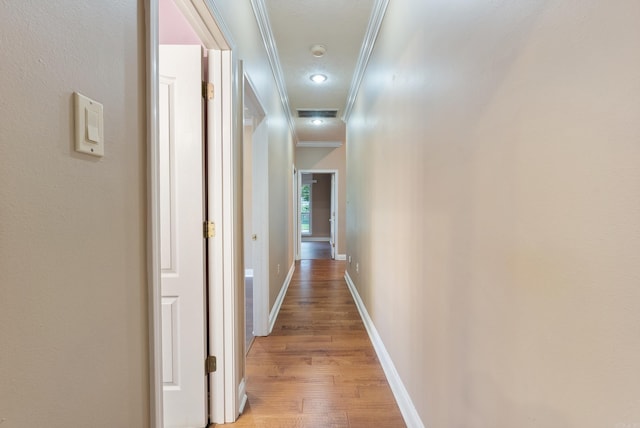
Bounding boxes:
[254,0,388,146]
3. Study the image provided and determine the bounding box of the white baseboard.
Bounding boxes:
[237,378,247,415]
[344,272,424,428]
[336,253,346,261]
[301,236,330,242]
[269,262,295,333]
[245,268,254,278]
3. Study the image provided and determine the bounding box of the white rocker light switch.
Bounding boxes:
[74,92,104,157]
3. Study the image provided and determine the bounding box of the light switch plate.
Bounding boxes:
[74,92,104,157]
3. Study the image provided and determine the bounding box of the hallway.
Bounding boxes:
[300,240,333,260]
[229,259,405,427]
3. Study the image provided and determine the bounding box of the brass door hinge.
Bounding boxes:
[204,221,215,238]
[202,82,214,100]
[206,355,217,373]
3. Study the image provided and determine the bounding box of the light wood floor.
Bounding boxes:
[227,259,406,427]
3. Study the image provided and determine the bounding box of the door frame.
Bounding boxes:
[296,169,338,260]
[146,1,241,426]
[242,72,270,337]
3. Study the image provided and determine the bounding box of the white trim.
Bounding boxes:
[344,272,425,428]
[302,236,331,242]
[269,263,296,333]
[173,0,232,50]
[243,71,270,338]
[292,166,298,263]
[145,1,163,426]
[207,48,226,424]
[150,2,239,425]
[336,254,347,261]
[296,169,339,261]
[342,0,389,122]
[202,0,235,49]
[237,378,248,415]
[220,49,239,423]
[296,141,343,148]
[250,0,298,143]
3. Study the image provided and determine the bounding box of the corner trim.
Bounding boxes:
[145,0,163,426]
[250,0,298,143]
[237,378,248,415]
[269,262,296,333]
[342,0,390,122]
[344,272,424,428]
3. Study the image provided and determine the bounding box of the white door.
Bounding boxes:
[330,173,336,259]
[159,44,207,428]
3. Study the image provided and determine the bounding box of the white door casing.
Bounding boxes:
[296,169,338,260]
[159,44,206,428]
[149,1,239,427]
[207,48,245,423]
[243,73,269,337]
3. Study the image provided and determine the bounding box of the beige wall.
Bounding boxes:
[296,145,347,255]
[267,131,294,305]
[0,1,148,427]
[212,1,295,317]
[346,0,640,426]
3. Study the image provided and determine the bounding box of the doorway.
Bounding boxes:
[297,170,338,261]
[242,71,269,347]
[149,0,241,426]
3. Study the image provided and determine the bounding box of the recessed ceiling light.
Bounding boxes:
[310,74,327,84]
[311,119,323,125]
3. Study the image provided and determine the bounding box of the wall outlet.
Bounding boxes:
[277,264,280,274]
[356,262,359,274]
[348,255,352,264]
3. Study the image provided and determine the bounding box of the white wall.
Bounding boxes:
[346,0,640,426]
[0,1,148,426]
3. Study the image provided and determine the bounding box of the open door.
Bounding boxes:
[159,44,207,427]
[330,173,336,259]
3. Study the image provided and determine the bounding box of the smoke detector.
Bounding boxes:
[310,44,326,57]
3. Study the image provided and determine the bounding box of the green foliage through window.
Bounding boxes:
[301,184,311,234]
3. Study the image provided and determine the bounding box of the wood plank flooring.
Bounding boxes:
[227,259,406,427]
[300,241,333,260]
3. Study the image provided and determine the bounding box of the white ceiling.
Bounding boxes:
[257,0,387,146]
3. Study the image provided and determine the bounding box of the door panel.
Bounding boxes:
[330,173,336,259]
[159,44,206,428]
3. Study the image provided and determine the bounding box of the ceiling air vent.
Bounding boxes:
[297,109,338,118]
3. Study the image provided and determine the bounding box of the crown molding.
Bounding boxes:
[250,0,299,143]
[342,0,389,122]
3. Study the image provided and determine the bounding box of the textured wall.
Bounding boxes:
[346,0,640,426]
[0,1,148,427]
